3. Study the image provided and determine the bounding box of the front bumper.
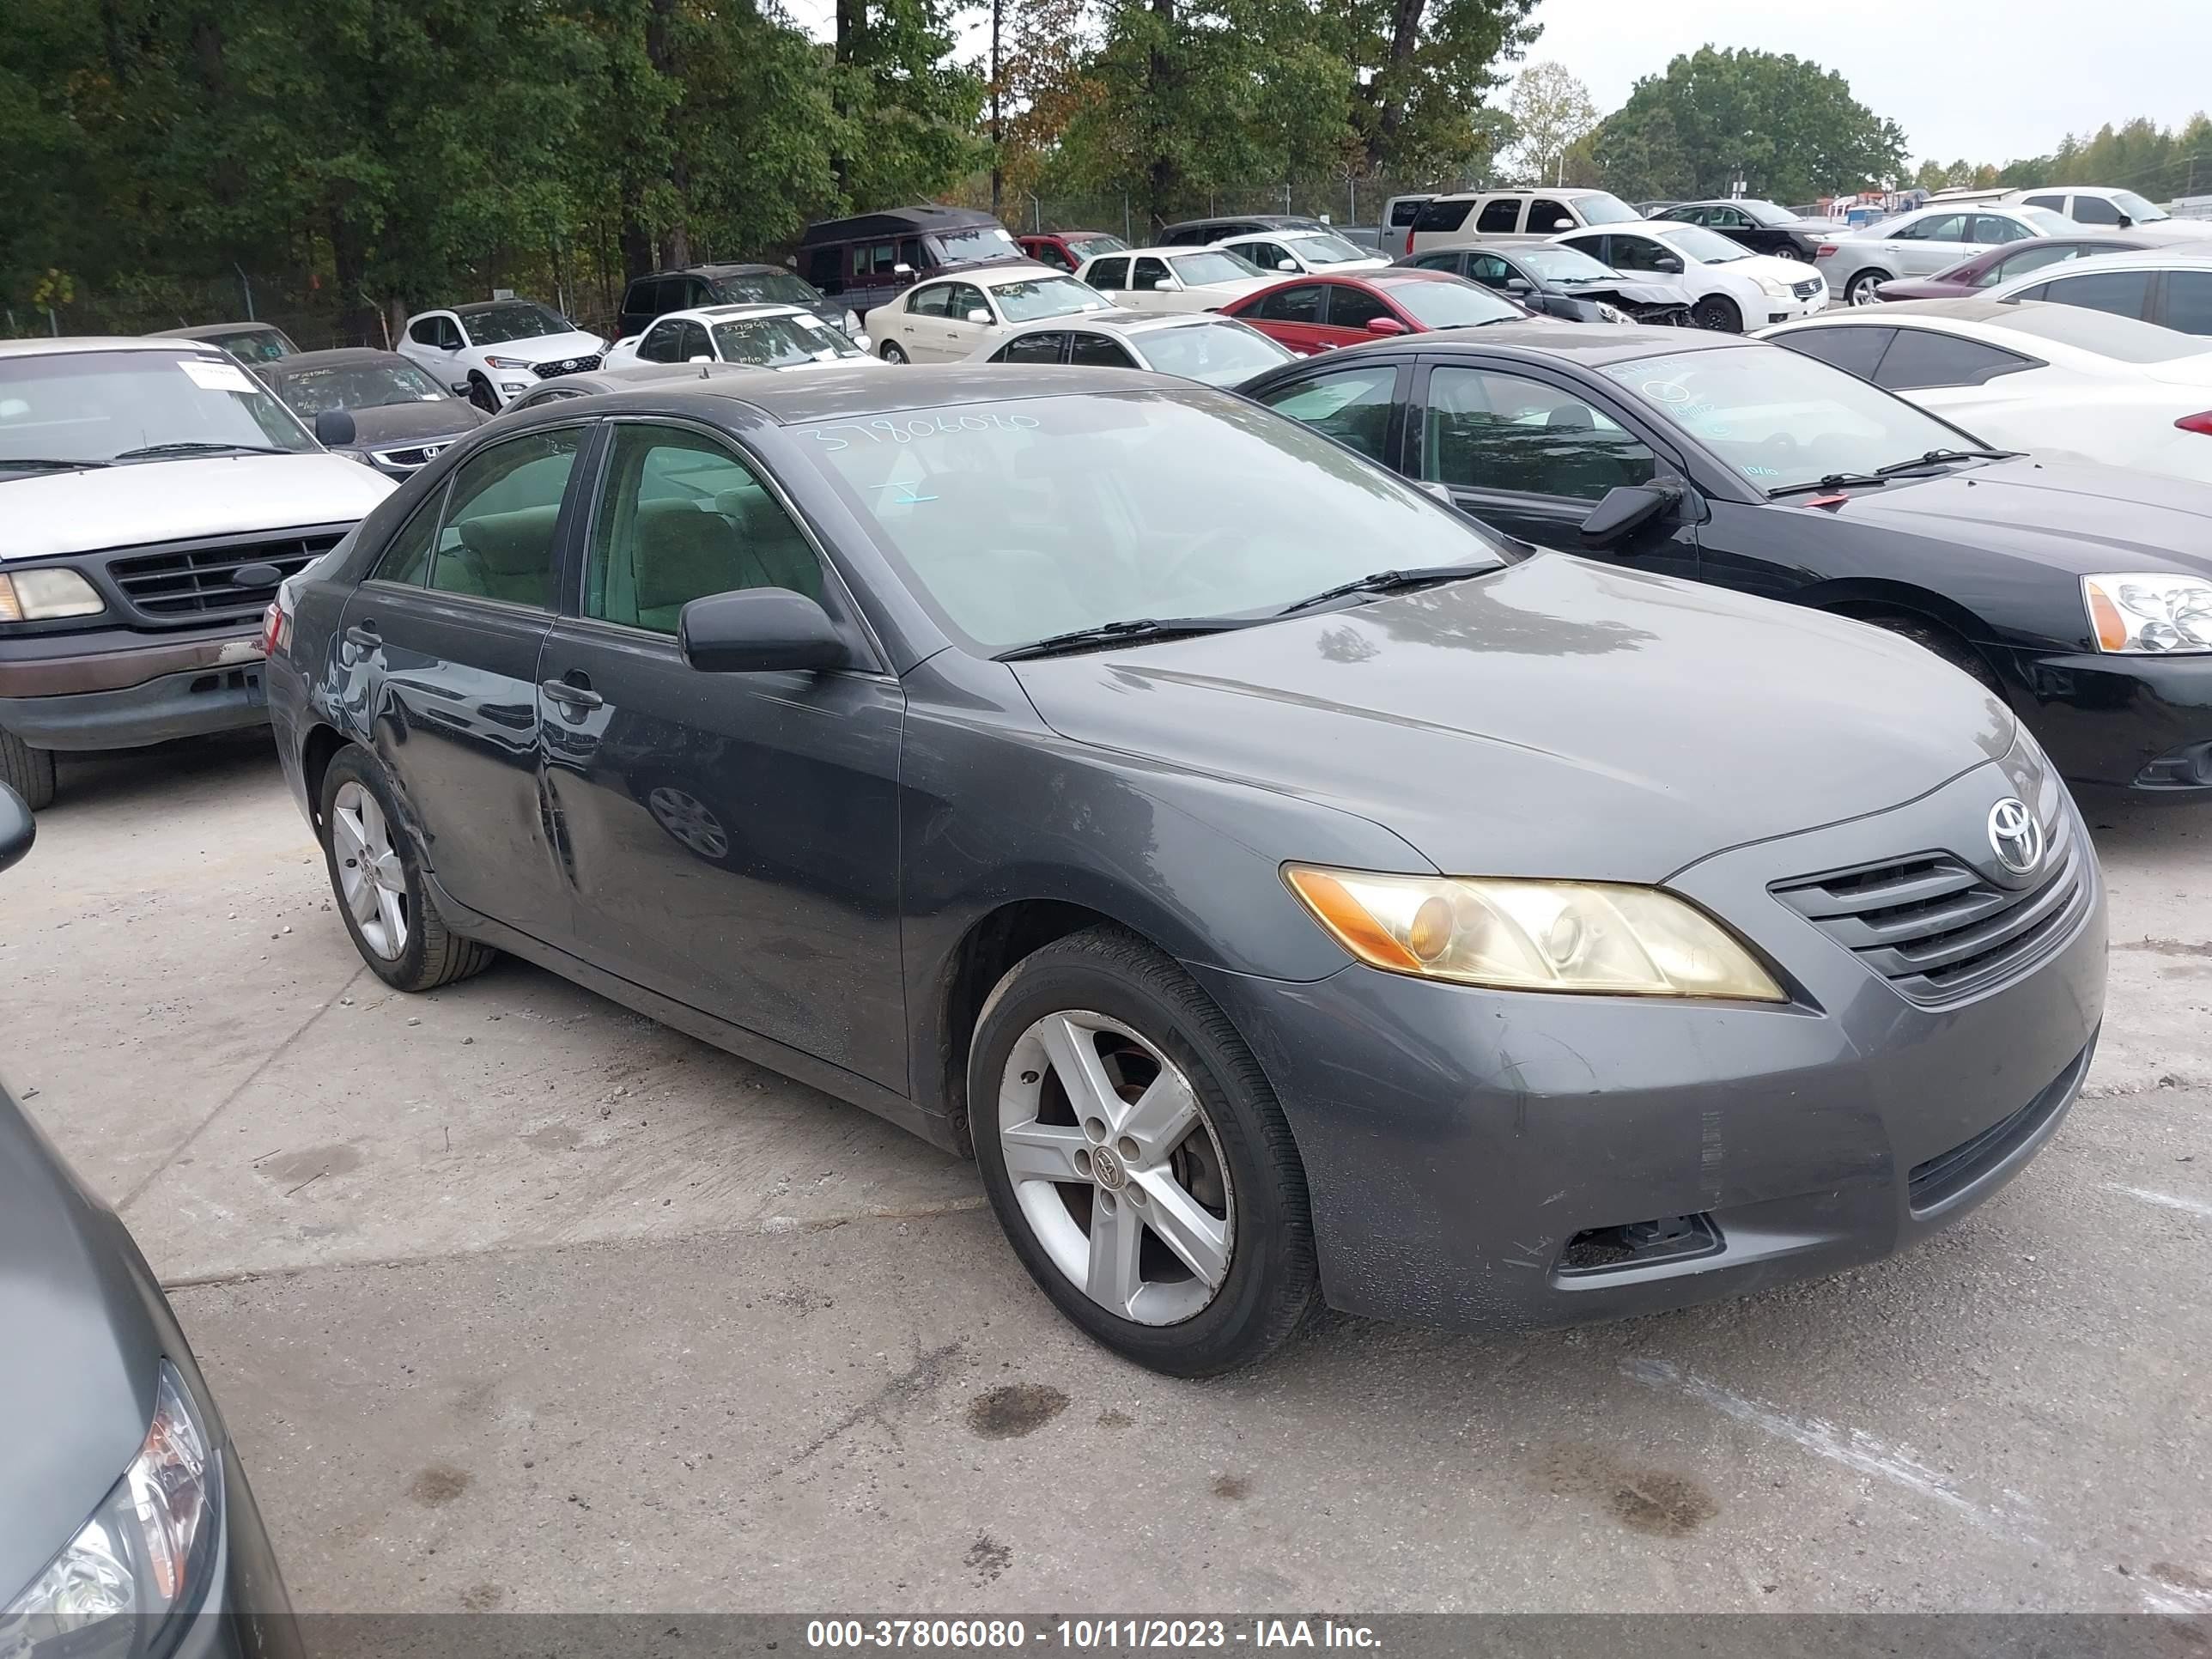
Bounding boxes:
[0,628,268,751]
[1194,758,2107,1334]
[2008,648,2212,794]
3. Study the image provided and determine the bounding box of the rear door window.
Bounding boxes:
[2161,270,2212,336]
[2040,269,2154,320]
[995,331,1066,364]
[1773,325,1894,380]
[1874,329,2037,390]
[1476,198,1522,234]
[1087,257,1129,291]
[1411,199,1474,234]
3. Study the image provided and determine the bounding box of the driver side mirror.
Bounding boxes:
[313,408,357,447]
[1365,315,1407,336]
[894,263,915,276]
[0,781,33,870]
[1654,254,1685,273]
[1278,259,1298,272]
[1552,217,1575,231]
[1579,483,1680,547]
[964,307,993,325]
[1504,276,1534,295]
[687,354,713,364]
[2116,214,2134,228]
[681,588,852,674]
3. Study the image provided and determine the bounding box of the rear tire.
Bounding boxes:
[1692,294,1743,333]
[879,341,908,364]
[969,925,1319,1377]
[0,728,56,811]
[1859,613,2002,692]
[318,745,497,992]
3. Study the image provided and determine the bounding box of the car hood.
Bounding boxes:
[1872,278,1978,301]
[2,453,395,562]
[1011,553,2013,883]
[346,400,487,447]
[483,330,605,361]
[1565,276,1691,306]
[0,1091,159,1601]
[1801,459,2212,579]
[1722,252,1818,285]
[1198,277,1279,301]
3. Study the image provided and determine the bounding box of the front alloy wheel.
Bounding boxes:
[331,779,410,959]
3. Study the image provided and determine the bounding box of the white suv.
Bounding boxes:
[2006,186,2212,240]
[1403,188,1643,255]
[396,299,608,411]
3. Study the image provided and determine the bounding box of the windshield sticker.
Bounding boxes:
[804,411,1041,451]
[179,357,257,394]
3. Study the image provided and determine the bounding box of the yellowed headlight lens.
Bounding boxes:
[0,568,105,621]
[1283,866,1787,1001]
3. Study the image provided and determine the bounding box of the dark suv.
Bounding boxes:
[1160,214,1333,246]
[796,207,1024,314]
[617,263,859,342]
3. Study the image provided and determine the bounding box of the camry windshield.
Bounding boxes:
[712,314,865,366]
[789,392,1504,651]
[457,302,572,344]
[0,349,317,470]
[1170,252,1261,286]
[271,360,451,416]
[993,276,1113,322]
[1599,346,1974,493]
[1655,225,1752,263]
[1575,193,1639,225]
[1284,233,1370,265]
[1383,279,1524,328]
[2112,191,2167,223]
[1136,321,1293,386]
[1516,245,1620,283]
[709,271,823,307]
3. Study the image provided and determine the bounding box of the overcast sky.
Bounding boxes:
[1526,0,2211,167]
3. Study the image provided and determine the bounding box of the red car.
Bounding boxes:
[1018,231,1130,275]
[1218,269,1531,355]
[1873,233,2155,301]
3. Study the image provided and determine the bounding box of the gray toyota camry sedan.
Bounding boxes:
[263,365,2106,1375]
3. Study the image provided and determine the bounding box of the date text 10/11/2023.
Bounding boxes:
[806,1620,1384,1650]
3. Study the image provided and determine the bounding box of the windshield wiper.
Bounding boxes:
[112,441,289,459]
[1274,562,1495,617]
[1874,447,2021,475]
[0,457,112,472]
[1767,472,1893,499]
[994,616,1266,662]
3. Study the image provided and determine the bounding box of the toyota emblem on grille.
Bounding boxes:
[1987,799,2043,877]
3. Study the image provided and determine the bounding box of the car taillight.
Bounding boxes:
[2178,412,2212,436]
[1405,228,1416,255]
[261,600,288,659]
[1817,243,1838,258]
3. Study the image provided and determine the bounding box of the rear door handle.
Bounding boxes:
[539,678,604,710]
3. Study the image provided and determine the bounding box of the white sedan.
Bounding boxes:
[1212,228,1390,277]
[969,311,1295,386]
[395,298,607,410]
[603,304,876,373]
[1759,297,2212,484]
[864,265,1115,363]
[1553,221,1827,332]
[1075,248,1276,314]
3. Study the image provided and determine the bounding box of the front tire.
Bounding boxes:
[1692,294,1743,333]
[0,727,56,811]
[318,745,496,992]
[969,926,1319,1377]
[466,373,501,413]
[879,341,908,364]
[1859,613,2002,692]
[1845,270,1889,307]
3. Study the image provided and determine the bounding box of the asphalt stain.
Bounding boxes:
[459,1583,506,1610]
[2152,1561,2212,1594]
[965,1533,1013,1584]
[1535,1444,1717,1538]
[1210,1473,1254,1501]
[966,1382,1068,1440]
[1097,1408,1134,1430]
[409,1464,473,1507]
[521,1124,580,1153]
[762,1285,836,1315]
[2118,938,2212,959]
[260,1144,362,1185]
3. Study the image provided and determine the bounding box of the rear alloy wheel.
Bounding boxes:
[1692,294,1743,333]
[1845,270,1888,307]
[319,746,496,992]
[0,727,57,811]
[970,927,1318,1376]
[879,341,908,365]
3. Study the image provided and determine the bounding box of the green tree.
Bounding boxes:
[1498,60,1597,186]
[1334,0,1536,178]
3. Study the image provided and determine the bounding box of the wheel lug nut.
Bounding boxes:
[1083,1117,1107,1142]
[1127,1186,1146,1206]
[1097,1191,1117,1214]
[1074,1149,1092,1177]
[1116,1135,1139,1162]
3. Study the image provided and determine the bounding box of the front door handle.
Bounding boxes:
[540,678,604,710]
[343,623,380,650]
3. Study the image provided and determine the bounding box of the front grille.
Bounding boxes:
[1771,809,2089,1006]
[1908,1042,2090,1212]
[102,531,344,625]
[531,354,602,380]
[1792,276,1825,299]
[368,441,452,471]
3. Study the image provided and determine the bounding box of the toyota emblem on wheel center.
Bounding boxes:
[1987,798,2044,878]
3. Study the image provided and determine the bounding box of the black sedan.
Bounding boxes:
[1399,241,1694,325]
[266,365,2104,1374]
[0,786,300,1657]
[260,348,487,479]
[1654,199,1834,261]
[1243,327,2212,796]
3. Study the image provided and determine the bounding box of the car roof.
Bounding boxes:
[678,262,784,278]
[262,347,410,372]
[802,205,1004,243]
[1027,229,1116,240]
[997,310,1237,337]
[0,336,229,360]
[453,298,556,316]
[1431,186,1616,202]
[572,363,1190,428]
[1163,215,1321,230]
[147,321,282,340]
[655,302,811,324]
[1321,322,1748,367]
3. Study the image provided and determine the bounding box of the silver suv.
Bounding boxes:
[1403,188,1641,255]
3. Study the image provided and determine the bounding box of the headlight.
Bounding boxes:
[1283,866,1787,1000]
[2083,574,2212,653]
[1595,301,1625,323]
[1754,276,1789,298]
[842,309,861,334]
[1,1364,220,1646]
[483,355,533,369]
[0,568,106,622]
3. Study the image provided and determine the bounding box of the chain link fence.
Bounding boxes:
[1005,172,1482,243]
